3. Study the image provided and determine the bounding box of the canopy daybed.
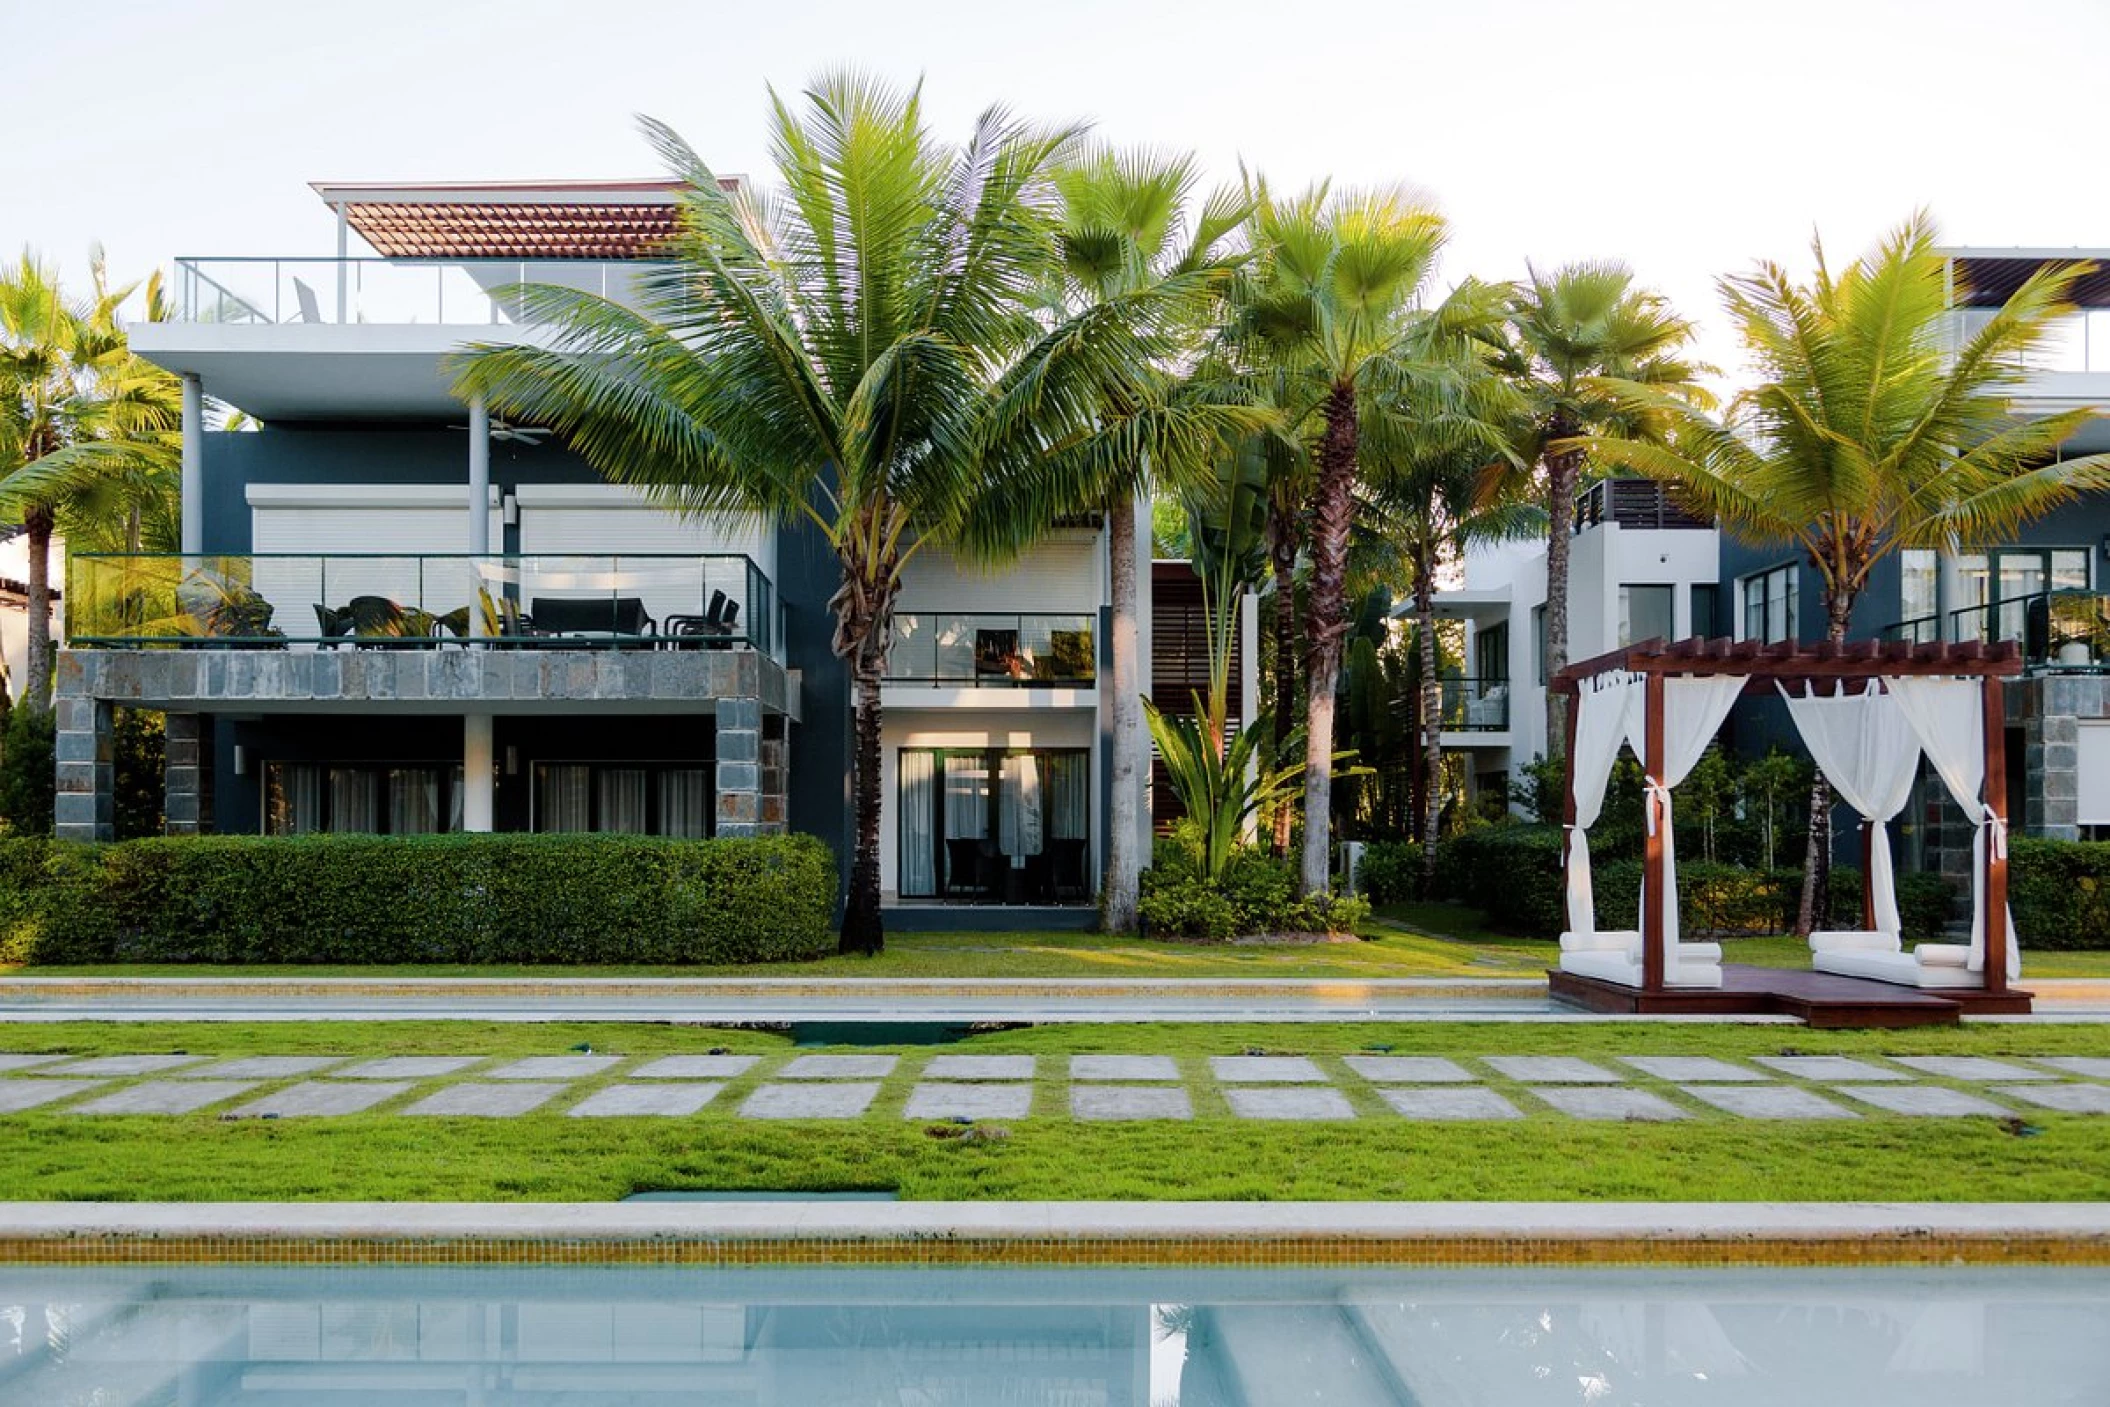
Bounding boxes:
[1548,636,2029,1021]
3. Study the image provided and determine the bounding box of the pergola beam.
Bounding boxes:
[1549,635,2020,693]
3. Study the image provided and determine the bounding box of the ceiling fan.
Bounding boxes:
[450,420,552,445]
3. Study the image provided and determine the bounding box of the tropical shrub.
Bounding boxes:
[1144,702,1304,883]
[0,833,836,966]
[2008,838,2110,951]
[1139,830,1368,939]
[0,706,55,836]
[1352,839,1421,904]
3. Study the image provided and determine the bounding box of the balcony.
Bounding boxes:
[1948,308,2110,376]
[1883,589,2110,671]
[1439,676,1511,731]
[170,256,680,326]
[1573,478,1712,532]
[887,613,1096,687]
[67,553,776,656]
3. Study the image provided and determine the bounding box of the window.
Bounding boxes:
[898,747,1091,902]
[265,762,464,836]
[1474,623,1508,683]
[1690,583,1720,639]
[1532,605,1548,686]
[1953,546,2088,642]
[532,761,714,836]
[1740,563,1799,643]
[1900,549,1937,630]
[1619,584,1674,647]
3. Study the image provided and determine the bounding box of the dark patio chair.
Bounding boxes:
[943,837,990,901]
[529,596,656,641]
[313,603,352,647]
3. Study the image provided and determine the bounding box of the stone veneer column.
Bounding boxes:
[758,714,789,836]
[53,695,115,842]
[163,712,214,836]
[715,697,762,837]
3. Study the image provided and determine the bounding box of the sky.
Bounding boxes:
[10,0,2110,388]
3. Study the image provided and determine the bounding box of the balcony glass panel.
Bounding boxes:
[1440,677,1510,731]
[172,257,680,326]
[887,614,1096,685]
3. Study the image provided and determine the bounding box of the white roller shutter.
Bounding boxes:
[513,484,771,632]
[245,484,495,632]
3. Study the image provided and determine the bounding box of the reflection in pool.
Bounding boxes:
[0,1263,2104,1405]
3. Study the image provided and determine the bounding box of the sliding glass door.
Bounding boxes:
[898,747,1090,903]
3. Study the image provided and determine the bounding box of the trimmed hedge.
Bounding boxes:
[1137,834,1369,940]
[1352,840,1421,905]
[2009,837,2110,951]
[1434,823,1955,940]
[0,833,837,966]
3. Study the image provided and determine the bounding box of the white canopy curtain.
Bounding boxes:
[1632,675,1748,950]
[1564,671,1640,938]
[1776,682,1921,938]
[1889,676,2022,978]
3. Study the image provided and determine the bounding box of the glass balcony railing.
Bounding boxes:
[887,613,1097,686]
[66,554,775,655]
[1948,309,2110,375]
[1882,590,2110,670]
[1440,676,1511,731]
[170,257,682,326]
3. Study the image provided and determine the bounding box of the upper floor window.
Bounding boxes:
[1619,585,1674,647]
[1475,623,1509,682]
[1952,547,2089,642]
[1740,563,1798,644]
[1690,583,1721,639]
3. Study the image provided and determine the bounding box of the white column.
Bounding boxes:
[467,394,491,640]
[463,714,495,833]
[334,203,349,323]
[179,373,204,554]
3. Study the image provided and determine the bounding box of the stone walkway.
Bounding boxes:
[0,1050,2104,1122]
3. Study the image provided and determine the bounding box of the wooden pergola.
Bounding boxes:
[1549,636,2024,1016]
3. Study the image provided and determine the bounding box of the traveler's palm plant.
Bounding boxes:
[454,74,1254,951]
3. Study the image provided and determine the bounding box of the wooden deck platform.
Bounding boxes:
[1548,964,2034,1028]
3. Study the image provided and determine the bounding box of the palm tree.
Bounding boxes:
[1232,183,1450,894]
[1499,262,1700,761]
[1594,212,2110,932]
[455,74,1252,953]
[1045,148,1249,932]
[0,252,178,710]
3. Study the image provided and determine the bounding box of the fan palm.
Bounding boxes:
[1594,212,2110,932]
[454,73,1253,952]
[1231,181,1450,894]
[1497,262,1700,759]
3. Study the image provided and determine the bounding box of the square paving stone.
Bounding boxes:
[1530,1087,1688,1121]
[1070,1086,1193,1120]
[404,1083,567,1117]
[904,1082,1033,1121]
[1833,1084,2011,1117]
[740,1082,881,1119]
[1752,1056,1908,1082]
[1484,1057,1622,1084]
[1224,1087,1356,1120]
[1377,1088,1522,1120]
[1070,1056,1180,1082]
[922,1055,1035,1081]
[0,1080,104,1113]
[569,1083,726,1117]
[1344,1056,1474,1084]
[71,1081,258,1115]
[0,1055,64,1074]
[47,1055,205,1077]
[1991,1084,2110,1114]
[631,1056,760,1080]
[228,1081,412,1117]
[2035,1058,2110,1080]
[1210,1056,1327,1084]
[336,1057,483,1080]
[178,1057,348,1080]
[1889,1056,2053,1082]
[485,1056,623,1080]
[778,1055,898,1080]
[1681,1085,1857,1119]
[1620,1057,1771,1083]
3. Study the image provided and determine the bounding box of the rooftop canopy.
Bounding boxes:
[1550,635,2022,693]
[309,178,741,261]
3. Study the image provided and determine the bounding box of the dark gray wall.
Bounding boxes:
[774,514,853,904]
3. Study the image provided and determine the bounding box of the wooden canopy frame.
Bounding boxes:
[1551,636,2022,996]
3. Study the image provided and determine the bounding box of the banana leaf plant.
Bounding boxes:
[1145,699,1306,883]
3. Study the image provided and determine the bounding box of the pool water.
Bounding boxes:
[0,1263,2104,1404]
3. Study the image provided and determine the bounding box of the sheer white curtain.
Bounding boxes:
[1045,753,1089,840]
[1565,673,1639,937]
[1633,676,1747,949]
[269,763,323,835]
[328,768,379,834]
[999,753,1043,861]
[658,769,711,839]
[1889,676,2020,977]
[898,752,937,896]
[388,768,441,835]
[538,764,591,832]
[1777,682,1921,937]
[599,769,648,834]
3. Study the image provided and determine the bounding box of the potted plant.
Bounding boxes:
[2049,601,2096,666]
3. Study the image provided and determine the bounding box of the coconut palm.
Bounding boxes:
[1594,212,2110,932]
[0,252,179,710]
[454,74,1253,953]
[1498,262,1700,760]
[1231,182,1450,894]
[1044,148,1249,932]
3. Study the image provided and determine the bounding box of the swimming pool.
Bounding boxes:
[2,1262,2105,1404]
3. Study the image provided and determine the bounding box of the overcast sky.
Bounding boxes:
[10,0,2110,386]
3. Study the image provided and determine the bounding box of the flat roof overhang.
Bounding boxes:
[128,323,550,420]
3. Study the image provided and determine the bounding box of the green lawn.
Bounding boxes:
[1,1020,2106,1202]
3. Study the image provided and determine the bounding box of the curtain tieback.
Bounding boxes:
[1643,776,1673,837]
[1982,804,2008,861]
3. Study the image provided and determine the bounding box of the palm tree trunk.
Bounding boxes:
[1794,592,1855,935]
[1541,433,1582,765]
[1267,506,1299,857]
[1416,553,1441,887]
[1102,490,1143,932]
[22,505,55,711]
[831,551,901,957]
[1299,383,1357,895]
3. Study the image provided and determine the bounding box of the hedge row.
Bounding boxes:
[1426,824,1956,940]
[2007,838,2110,951]
[0,833,837,966]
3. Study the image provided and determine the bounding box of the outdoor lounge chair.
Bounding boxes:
[1557,928,1724,988]
[1808,932,1982,988]
[528,596,655,639]
[943,837,994,901]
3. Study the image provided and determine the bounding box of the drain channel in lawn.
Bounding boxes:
[786,1021,1029,1047]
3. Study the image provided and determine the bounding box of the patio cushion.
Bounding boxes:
[1808,930,1900,954]
[1914,942,1971,968]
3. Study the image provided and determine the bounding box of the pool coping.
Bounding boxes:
[3,1201,2106,1267]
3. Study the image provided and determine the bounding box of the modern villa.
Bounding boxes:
[1436,247,2110,884]
[52,179,1254,920]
